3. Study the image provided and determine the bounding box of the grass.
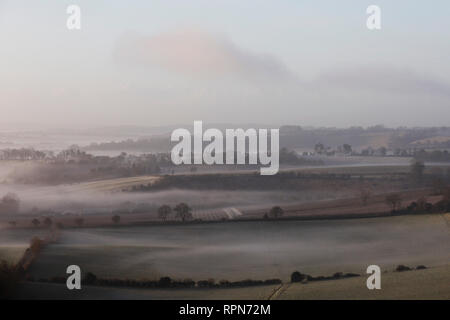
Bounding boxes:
[66,175,161,192]
[277,264,450,300]
[0,247,27,264]
[15,281,280,300]
[0,228,47,264]
[16,265,450,300]
[26,214,450,282]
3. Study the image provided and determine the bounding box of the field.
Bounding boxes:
[0,228,48,264]
[277,264,450,300]
[15,261,450,300]
[64,175,161,192]
[2,162,449,300]
[15,281,280,300]
[26,214,450,284]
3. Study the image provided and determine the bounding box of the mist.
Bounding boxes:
[0,181,353,216]
[27,215,450,281]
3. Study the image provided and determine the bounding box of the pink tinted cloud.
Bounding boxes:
[114,29,293,81]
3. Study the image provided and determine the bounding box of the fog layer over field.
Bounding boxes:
[0,228,48,264]
[0,182,354,214]
[28,215,450,281]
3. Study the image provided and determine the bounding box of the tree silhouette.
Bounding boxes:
[74,217,84,227]
[269,206,284,219]
[174,203,192,222]
[43,217,52,228]
[360,189,371,206]
[385,194,402,212]
[0,193,20,214]
[112,215,121,224]
[31,218,40,228]
[158,205,172,221]
[410,160,425,183]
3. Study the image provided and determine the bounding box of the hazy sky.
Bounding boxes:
[1,0,450,128]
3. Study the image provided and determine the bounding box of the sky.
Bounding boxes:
[1,0,450,128]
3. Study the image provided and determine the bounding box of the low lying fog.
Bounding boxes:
[0,182,351,215]
[27,215,450,281]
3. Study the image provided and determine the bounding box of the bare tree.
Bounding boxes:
[158,205,172,221]
[112,215,121,224]
[31,218,40,228]
[74,217,84,227]
[0,193,20,214]
[174,203,192,222]
[444,187,450,202]
[43,217,52,228]
[416,197,427,211]
[432,177,446,195]
[360,189,371,206]
[410,160,425,183]
[269,206,284,219]
[385,194,402,212]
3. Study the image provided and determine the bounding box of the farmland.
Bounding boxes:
[14,264,450,300]
[1,160,450,300]
[0,228,48,265]
[26,214,450,283]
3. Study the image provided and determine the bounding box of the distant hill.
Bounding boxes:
[81,126,450,153]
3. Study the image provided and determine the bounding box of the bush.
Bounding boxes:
[269,206,284,219]
[197,279,215,288]
[344,273,360,278]
[197,280,211,288]
[83,272,97,285]
[416,265,427,270]
[395,265,411,272]
[158,276,172,287]
[182,279,195,288]
[29,237,44,255]
[219,280,230,287]
[291,271,306,283]
[112,215,121,224]
[0,193,20,215]
[264,279,282,285]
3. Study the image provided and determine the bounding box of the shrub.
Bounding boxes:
[395,265,411,272]
[0,193,20,215]
[416,265,427,270]
[264,279,282,285]
[112,215,121,224]
[158,276,172,287]
[197,280,211,288]
[385,194,402,212]
[29,237,44,255]
[291,271,306,283]
[83,272,97,285]
[182,279,195,288]
[269,206,284,219]
[219,280,230,287]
